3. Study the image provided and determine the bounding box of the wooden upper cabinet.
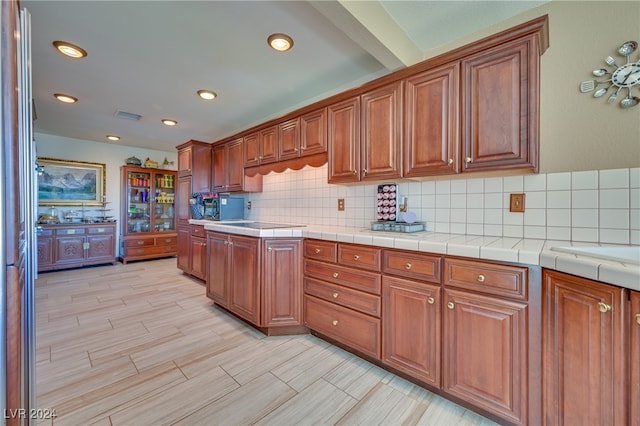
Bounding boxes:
[176,140,211,192]
[360,81,403,181]
[542,270,627,426]
[278,118,301,161]
[328,81,402,183]
[226,138,245,191]
[213,139,262,193]
[404,63,460,176]
[211,143,227,192]
[328,97,360,183]
[461,35,540,172]
[244,126,278,167]
[300,108,327,156]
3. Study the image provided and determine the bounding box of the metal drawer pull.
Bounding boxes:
[332,320,338,326]
[165,239,172,243]
[405,263,412,270]
[447,302,455,309]
[427,297,435,305]
[137,241,144,245]
[598,302,611,313]
[315,248,321,254]
[332,272,339,278]
[353,255,360,260]
[476,274,485,283]
[333,292,339,299]
[636,314,640,325]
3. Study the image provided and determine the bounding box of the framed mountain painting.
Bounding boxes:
[37,157,106,206]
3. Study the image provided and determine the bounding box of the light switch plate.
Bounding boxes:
[510,193,525,213]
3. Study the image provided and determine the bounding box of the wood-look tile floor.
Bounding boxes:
[35,258,498,426]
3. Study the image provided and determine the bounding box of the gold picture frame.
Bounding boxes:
[37,157,106,206]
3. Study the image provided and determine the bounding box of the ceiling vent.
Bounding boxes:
[115,110,142,121]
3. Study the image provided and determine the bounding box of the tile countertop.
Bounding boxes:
[191,220,640,292]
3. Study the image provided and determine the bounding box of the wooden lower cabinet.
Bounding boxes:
[189,232,207,281]
[631,290,640,426]
[542,269,627,426]
[37,224,116,272]
[206,231,302,334]
[121,234,177,264]
[176,226,190,273]
[382,275,440,387]
[178,224,206,280]
[443,288,528,425]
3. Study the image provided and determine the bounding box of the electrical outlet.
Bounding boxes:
[509,193,525,213]
[247,201,252,210]
[338,198,345,211]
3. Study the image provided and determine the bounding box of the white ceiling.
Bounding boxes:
[22,0,547,153]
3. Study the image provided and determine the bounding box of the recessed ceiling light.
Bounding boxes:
[54,93,78,103]
[197,90,217,100]
[52,41,87,59]
[161,119,177,126]
[268,33,294,52]
[106,135,120,141]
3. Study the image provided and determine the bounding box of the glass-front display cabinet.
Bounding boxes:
[120,165,177,263]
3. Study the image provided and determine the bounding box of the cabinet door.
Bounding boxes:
[461,35,539,172]
[243,132,260,168]
[404,63,460,176]
[382,276,440,387]
[361,81,402,180]
[206,232,229,306]
[278,118,300,161]
[177,146,192,177]
[176,176,191,228]
[226,139,244,191]
[212,143,227,191]
[37,236,54,270]
[228,235,260,324]
[542,270,627,426]
[176,226,190,273]
[631,291,640,426]
[443,288,527,425]
[328,97,360,183]
[54,236,86,264]
[191,144,212,192]
[262,239,302,327]
[86,234,115,262]
[190,236,207,280]
[259,125,278,165]
[300,108,326,156]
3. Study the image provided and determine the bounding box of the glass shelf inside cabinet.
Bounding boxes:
[127,171,151,233]
[153,172,175,232]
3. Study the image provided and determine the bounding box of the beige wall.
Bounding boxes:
[426,1,640,173]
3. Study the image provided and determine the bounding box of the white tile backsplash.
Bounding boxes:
[245,165,639,244]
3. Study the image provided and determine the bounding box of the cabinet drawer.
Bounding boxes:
[383,250,442,284]
[87,226,115,235]
[156,236,177,246]
[191,225,205,237]
[37,228,54,237]
[124,238,155,247]
[55,227,86,236]
[444,258,527,300]
[304,277,381,317]
[304,239,337,263]
[124,245,177,257]
[304,259,381,295]
[338,244,381,271]
[304,295,380,359]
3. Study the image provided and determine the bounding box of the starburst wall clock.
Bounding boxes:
[580,40,640,108]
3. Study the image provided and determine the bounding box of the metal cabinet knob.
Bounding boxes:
[333,292,339,299]
[405,263,412,270]
[314,248,321,254]
[476,274,485,283]
[447,302,455,309]
[363,169,368,176]
[465,157,472,163]
[427,297,435,305]
[353,170,358,175]
[448,158,454,165]
[598,302,611,313]
[333,272,339,278]
[332,320,338,326]
[636,313,640,325]
[353,255,360,260]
